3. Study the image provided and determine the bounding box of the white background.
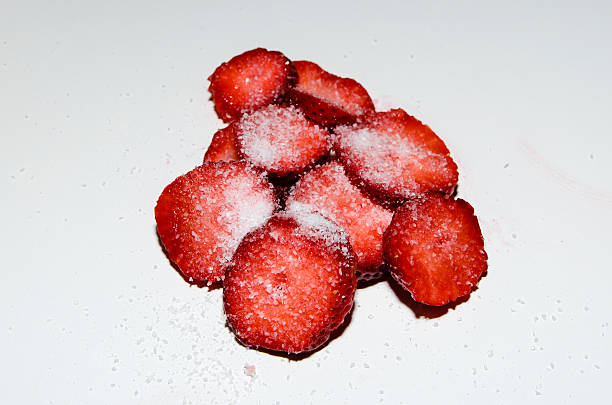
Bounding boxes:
[1,1,611,403]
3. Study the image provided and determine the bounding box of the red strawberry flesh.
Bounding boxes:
[155,161,277,283]
[287,60,375,127]
[383,194,488,306]
[203,123,240,163]
[235,105,331,177]
[224,206,356,353]
[334,108,458,202]
[208,48,297,122]
[286,161,392,279]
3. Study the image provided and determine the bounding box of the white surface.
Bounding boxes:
[2,1,611,403]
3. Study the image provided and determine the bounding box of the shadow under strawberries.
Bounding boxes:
[387,271,487,319]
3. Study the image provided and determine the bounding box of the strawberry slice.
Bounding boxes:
[208,48,297,122]
[235,104,331,178]
[334,108,458,202]
[203,123,240,163]
[383,194,488,306]
[155,161,277,283]
[202,123,294,205]
[287,60,375,127]
[285,161,393,281]
[223,205,357,353]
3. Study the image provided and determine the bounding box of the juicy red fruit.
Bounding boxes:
[384,194,488,306]
[287,60,375,127]
[224,208,357,353]
[334,109,458,202]
[208,48,297,122]
[285,161,393,280]
[203,123,240,163]
[235,104,331,178]
[155,161,276,283]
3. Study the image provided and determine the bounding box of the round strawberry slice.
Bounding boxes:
[223,205,357,353]
[203,123,240,163]
[287,60,375,127]
[208,48,297,122]
[383,194,488,306]
[286,161,393,281]
[334,109,458,202]
[155,161,276,283]
[235,104,331,178]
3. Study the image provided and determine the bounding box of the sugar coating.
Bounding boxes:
[337,127,415,188]
[334,109,458,200]
[286,161,392,273]
[335,126,445,196]
[282,200,353,261]
[221,173,277,258]
[155,162,276,282]
[223,211,357,353]
[236,105,330,175]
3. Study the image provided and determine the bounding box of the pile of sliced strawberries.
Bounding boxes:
[155,48,488,354]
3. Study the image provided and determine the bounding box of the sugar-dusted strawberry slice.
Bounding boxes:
[334,109,458,202]
[155,161,277,283]
[235,104,331,178]
[383,194,488,306]
[201,125,294,207]
[285,161,392,281]
[203,123,240,163]
[224,205,357,353]
[208,48,297,122]
[287,60,375,127]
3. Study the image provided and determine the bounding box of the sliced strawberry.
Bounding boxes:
[223,206,357,353]
[383,194,488,306]
[203,123,240,163]
[286,162,393,281]
[287,60,375,127]
[235,104,331,178]
[155,161,277,283]
[334,109,458,202]
[201,124,295,207]
[208,48,297,122]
